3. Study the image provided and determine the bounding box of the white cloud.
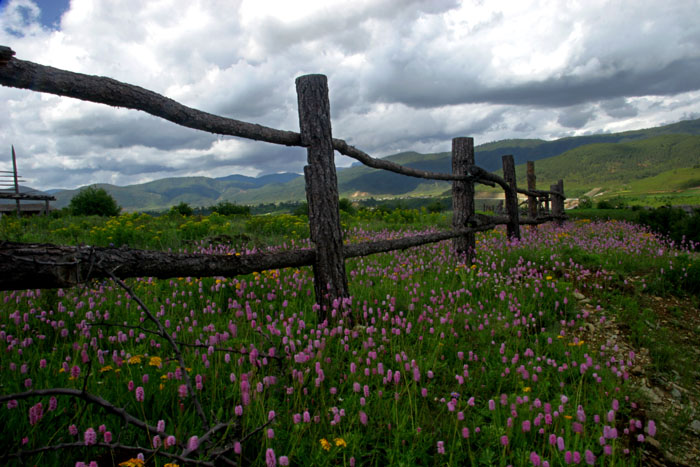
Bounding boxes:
[0,0,699,190]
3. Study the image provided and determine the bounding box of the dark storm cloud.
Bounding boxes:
[557,105,595,129]
[601,98,638,119]
[365,57,700,109]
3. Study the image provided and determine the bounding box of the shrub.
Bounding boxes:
[170,202,194,216]
[293,202,309,217]
[596,199,613,209]
[638,206,700,245]
[68,186,121,216]
[338,198,356,215]
[212,201,250,216]
[577,196,593,209]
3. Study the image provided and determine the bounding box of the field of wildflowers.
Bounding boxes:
[0,211,696,466]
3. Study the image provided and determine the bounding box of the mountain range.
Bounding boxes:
[49,117,700,210]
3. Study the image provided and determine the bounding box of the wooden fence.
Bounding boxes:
[0,46,564,320]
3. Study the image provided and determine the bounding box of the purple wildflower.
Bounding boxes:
[84,427,97,446]
[188,436,199,450]
[266,448,276,467]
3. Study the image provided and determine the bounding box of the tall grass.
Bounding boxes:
[1,213,693,466]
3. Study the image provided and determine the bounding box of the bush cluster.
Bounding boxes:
[68,186,121,217]
[637,206,700,245]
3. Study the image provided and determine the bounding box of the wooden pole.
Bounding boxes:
[451,137,475,262]
[502,155,520,239]
[296,74,348,321]
[527,161,537,221]
[556,179,565,225]
[12,145,20,217]
[550,181,563,225]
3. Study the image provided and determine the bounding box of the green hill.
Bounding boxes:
[51,117,700,210]
[512,134,700,197]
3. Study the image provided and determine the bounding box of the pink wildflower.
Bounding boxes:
[266,448,276,467]
[647,420,656,437]
[585,449,596,465]
[84,427,97,446]
[187,435,199,450]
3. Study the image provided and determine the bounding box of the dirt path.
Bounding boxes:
[573,290,700,466]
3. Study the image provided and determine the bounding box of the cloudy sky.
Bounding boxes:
[1,0,699,190]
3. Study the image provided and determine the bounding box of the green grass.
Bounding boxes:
[1,213,697,466]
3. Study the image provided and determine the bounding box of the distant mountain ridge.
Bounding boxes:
[52,173,302,211]
[50,117,700,210]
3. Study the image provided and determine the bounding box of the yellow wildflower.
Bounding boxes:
[564,415,573,420]
[119,459,145,467]
[149,356,162,367]
[523,387,531,393]
[546,276,553,280]
[334,437,347,448]
[128,355,142,365]
[164,464,180,467]
[100,366,113,373]
[320,438,331,451]
[59,368,66,373]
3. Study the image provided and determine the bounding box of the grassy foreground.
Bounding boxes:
[0,212,697,466]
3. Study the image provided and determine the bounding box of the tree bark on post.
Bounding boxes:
[555,179,565,225]
[451,137,475,262]
[550,180,564,225]
[527,161,537,221]
[502,155,520,240]
[296,74,348,321]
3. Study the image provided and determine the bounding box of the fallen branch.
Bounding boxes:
[0,388,174,443]
[0,241,315,291]
[100,267,210,431]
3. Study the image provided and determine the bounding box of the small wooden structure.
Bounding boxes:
[0,146,55,217]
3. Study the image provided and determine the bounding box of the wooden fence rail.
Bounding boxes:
[0,45,565,321]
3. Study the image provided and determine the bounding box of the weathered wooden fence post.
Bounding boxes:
[527,161,537,221]
[552,179,565,225]
[554,179,566,225]
[502,155,520,239]
[451,137,475,262]
[296,74,348,320]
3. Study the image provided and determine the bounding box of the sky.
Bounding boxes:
[1,0,700,191]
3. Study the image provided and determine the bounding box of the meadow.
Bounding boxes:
[0,209,697,466]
